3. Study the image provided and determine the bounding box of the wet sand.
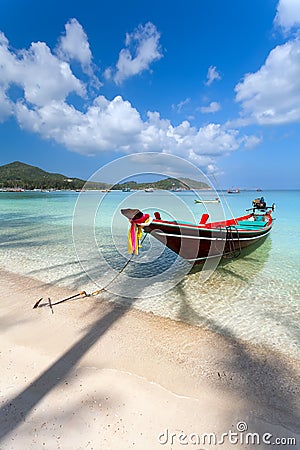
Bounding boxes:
[0,268,299,449]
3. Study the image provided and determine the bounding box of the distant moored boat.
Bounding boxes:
[194,198,220,204]
[227,188,240,194]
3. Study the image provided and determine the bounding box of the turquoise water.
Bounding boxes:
[0,190,299,359]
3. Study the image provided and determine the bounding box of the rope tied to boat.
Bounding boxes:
[224,225,241,259]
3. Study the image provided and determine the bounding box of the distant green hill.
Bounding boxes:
[0,161,210,191]
[178,177,210,190]
[0,161,110,190]
[114,177,210,190]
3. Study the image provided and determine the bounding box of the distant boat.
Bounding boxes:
[7,188,25,192]
[170,184,183,192]
[194,198,220,204]
[227,189,240,194]
[122,187,131,192]
[256,188,262,192]
[144,187,154,192]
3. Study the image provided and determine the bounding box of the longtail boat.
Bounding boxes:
[194,198,220,204]
[121,197,275,264]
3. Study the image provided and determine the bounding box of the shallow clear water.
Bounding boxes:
[0,190,299,359]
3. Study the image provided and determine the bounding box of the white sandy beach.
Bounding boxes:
[0,268,299,449]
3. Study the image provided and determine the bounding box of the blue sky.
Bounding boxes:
[1,0,300,188]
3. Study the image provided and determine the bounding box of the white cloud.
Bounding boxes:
[205,66,221,86]
[21,42,86,106]
[199,101,221,114]
[103,67,112,80]
[206,164,217,173]
[0,32,14,121]
[138,114,243,161]
[0,33,86,108]
[14,94,245,163]
[0,87,12,122]
[235,38,300,125]
[0,32,17,86]
[56,18,101,88]
[15,95,143,154]
[274,0,300,31]
[172,97,190,113]
[242,134,262,149]
[57,18,92,68]
[108,22,163,84]
[0,20,257,170]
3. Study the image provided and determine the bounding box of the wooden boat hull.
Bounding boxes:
[143,220,272,263]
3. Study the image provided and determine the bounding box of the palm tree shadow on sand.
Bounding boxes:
[173,280,299,439]
[171,237,299,439]
[0,236,299,445]
[0,293,136,441]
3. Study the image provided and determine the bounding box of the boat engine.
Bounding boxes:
[252,197,266,210]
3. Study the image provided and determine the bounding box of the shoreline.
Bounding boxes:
[0,267,299,449]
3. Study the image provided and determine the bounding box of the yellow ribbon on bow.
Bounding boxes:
[128,223,144,255]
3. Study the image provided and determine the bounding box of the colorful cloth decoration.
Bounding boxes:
[127,213,150,255]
